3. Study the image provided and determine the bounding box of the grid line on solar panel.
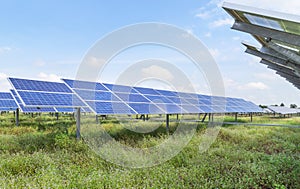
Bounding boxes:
[0,100,18,108]
[155,103,184,114]
[11,90,57,113]
[103,83,138,93]
[0,92,14,100]
[9,78,73,93]
[62,79,108,91]
[86,101,137,115]
[128,102,165,114]
[63,79,262,114]
[154,89,178,97]
[133,86,161,95]
[17,91,86,107]
[114,93,150,103]
[74,89,121,102]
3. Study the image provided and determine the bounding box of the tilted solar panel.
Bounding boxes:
[9,78,72,93]
[10,90,57,113]
[267,106,297,114]
[0,92,18,111]
[63,79,108,91]
[9,78,88,109]
[62,79,262,115]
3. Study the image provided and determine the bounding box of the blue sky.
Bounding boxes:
[0,0,299,106]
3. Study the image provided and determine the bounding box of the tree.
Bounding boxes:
[280,103,285,107]
[290,104,297,108]
[259,105,267,109]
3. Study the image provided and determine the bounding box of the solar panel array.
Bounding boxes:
[267,106,299,115]
[0,92,18,111]
[9,78,87,108]
[62,79,262,115]
[10,90,57,113]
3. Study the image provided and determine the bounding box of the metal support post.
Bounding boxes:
[16,108,19,126]
[166,114,170,132]
[76,108,81,140]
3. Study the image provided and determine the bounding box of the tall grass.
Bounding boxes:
[0,113,299,188]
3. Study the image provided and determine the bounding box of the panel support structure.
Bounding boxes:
[16,108,19,126]
[201,113,207,123]
[166,114,170,132]
[76,108,81,140]
[232,20,300,47]
[235,113,238,122]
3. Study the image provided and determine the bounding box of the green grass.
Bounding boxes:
[0,113,299,188]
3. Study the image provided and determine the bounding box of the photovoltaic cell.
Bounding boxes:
[9,78,72,93]
[11,90,57,113]
[9,78,88,109]
[62,79,262,115]
[62,79,108,91]
[86,101,134,115]
[0,92,18,111]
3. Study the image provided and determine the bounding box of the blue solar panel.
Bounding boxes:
[0,92,14,100]
[133,86,161,95]
[128,103,164,114]
[115,93,150,103]
[155,89,178,97]
[62,79,262,115]
[9,78,88,109]
[0,100,18,108]
[156,103,184,114]
[181,104,202,113]
[86,101,135,115]
[143,95,173,104]
[9,78,72,93]
[0,92,18,111]
[103,83,137,93]
[74,89,119,101]
[17,91,85,107]
[11,90,57,113]
[62,79,108,91]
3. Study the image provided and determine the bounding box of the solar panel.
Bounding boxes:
[86,101,135,115]
[9,78,72,93]
[17,91,85,107]
[155,89,178,97]
[62,79,108,91]
[62,79,262,115]
[267,106,298,114]
[0,92,18,111]
[133,86,161,95]
[128,103,164,114]
[103,83,137,93]
[10,90,57,113]
[9,78,87,108]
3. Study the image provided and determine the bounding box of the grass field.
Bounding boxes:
[0,113,299,188]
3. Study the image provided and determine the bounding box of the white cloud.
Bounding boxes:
[33,59,46,67]
[141,65,174,81]
[0,47,12,54]
[205,32,212,37]
[0,73,10,91]
[37,72,61,82]
[195,11,211,19]
[210,18,234,28]
[254,72,277,80]
[239,82,269,90]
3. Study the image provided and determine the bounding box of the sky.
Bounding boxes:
[0,0,299,106]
